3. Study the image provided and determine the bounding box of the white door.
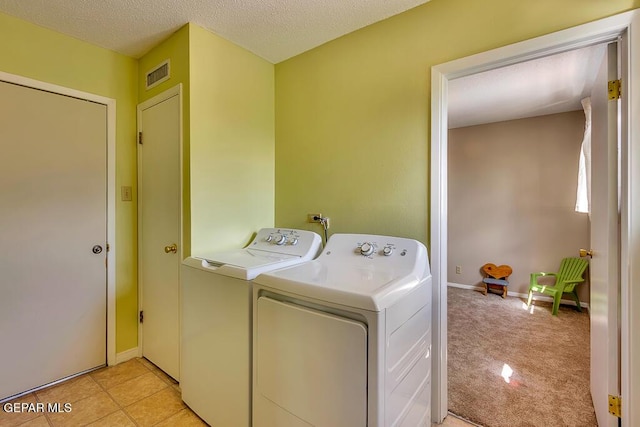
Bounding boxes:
[138,88,181,380]
[0,80,107,401]
[589,42,620,427]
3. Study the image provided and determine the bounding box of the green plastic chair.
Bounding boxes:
[527,257,589,316]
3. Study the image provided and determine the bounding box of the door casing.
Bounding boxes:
[430,10,640,424]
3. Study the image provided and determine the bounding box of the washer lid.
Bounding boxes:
[193,250,300,280]
[253,234,431,311]
[202,248,297,268]
[189,228,323,280]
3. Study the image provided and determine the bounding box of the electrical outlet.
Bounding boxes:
[456,265,462,274]
[307,213,323,223]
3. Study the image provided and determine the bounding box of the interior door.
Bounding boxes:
[0,80,107,401]
[589,41,620,427]
[138,89,181,380]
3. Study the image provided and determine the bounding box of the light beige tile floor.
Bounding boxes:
[0,358,206,427]
[2,360,478,427]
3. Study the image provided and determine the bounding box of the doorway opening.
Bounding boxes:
[444,42,609,426]
[430,10,638,426]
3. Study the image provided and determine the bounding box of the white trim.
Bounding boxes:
[0,70,117,368]
[620,10,640,425]
[106,96,117,367]
[430,62,448,424]
[115,347,140,364]
[447,282,483,291]
[136,84,184,369]
[447,282,591,309]
[431,10,638,424]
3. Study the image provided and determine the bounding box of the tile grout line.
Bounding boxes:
[32,390,54,427]
[98,359,153,426]
[119,360,181,426]
[10,359,185,427]
[122,386,178,419]
[83,370,126,426]
[145,360,186,425]
[90,359,154,391]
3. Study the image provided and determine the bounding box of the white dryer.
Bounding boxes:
[252,234,432,427]
[181,228,322,427]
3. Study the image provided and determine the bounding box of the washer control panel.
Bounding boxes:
[354,239,409,258]
[250,228,322,257]
[263,229,301,246]
[359,242,375,256]
[318,234,429,276]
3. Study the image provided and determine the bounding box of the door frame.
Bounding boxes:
[136,84,184,360]
[0,70,117,366]
[430,10,639,424]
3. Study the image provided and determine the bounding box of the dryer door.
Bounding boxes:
[255,297,367,427]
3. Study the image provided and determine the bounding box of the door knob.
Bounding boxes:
[579,248,593,258]
[164,244,177,254]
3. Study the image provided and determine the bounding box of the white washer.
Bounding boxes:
[252,233,432,427]
[181,228,322,427]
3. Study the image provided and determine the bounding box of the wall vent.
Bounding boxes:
[146,60,170,90]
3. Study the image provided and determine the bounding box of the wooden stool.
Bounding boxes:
[481,263,512,299]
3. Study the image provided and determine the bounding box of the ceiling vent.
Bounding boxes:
[146,60,170,90]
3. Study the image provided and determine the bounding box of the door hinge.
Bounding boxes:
[608,79,621,100]
[608,394,621,418]
[138,131,143,145]
[139,310,144,324]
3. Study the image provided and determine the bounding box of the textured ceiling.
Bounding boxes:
[0,0,430,63]
[0,1,607,126]
[448,43,607,128]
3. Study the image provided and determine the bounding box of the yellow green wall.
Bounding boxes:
[189,24,275,254]
[0,14,274,356]
[138,25,192,258]
[136,22,275,257]
[0,11,139,352]
[274,0,639,244]
[3,0,636,357]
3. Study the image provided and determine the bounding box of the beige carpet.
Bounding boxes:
[447,287,596,427]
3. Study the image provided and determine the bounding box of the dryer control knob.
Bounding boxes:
[360,242,375,256]
[289,238,298,246]
[275,234,287,245]
[383,246,393,256]
[265,235,273,242]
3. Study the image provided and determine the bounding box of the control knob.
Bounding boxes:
[360,242,375,256]
[383,246,393,256]
[275,234,287,245]
[265,235,273,242]
[289,237,299,246]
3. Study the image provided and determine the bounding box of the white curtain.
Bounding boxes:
[575,97,591,214]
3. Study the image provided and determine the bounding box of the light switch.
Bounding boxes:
[121,186,132,201]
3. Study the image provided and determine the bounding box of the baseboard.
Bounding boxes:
[448,282,484,291]
[114,347,139,365]
[447,282,590,310]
